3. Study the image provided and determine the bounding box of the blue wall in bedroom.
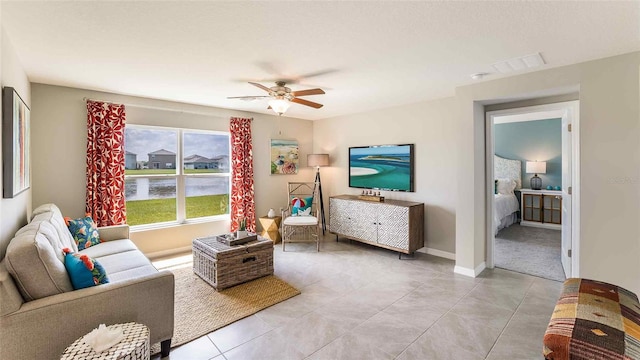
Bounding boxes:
[495,118,562,189]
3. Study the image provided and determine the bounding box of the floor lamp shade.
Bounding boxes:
[308,154,329,167]
[526,161,546,190]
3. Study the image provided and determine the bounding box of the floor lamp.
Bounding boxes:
[308,154,329,235]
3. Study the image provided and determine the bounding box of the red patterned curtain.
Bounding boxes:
[86,100,127,227]
[230,117,256,232]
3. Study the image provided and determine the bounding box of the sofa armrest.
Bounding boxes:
[0,270,174,360]
[98,224,130,241]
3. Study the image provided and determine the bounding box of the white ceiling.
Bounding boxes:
[2,1,639,120]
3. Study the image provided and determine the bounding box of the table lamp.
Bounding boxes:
[526,161,546,190]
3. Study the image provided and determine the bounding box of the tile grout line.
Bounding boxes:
[482,279,536,359]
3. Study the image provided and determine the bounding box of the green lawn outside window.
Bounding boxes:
[126,194,229,226]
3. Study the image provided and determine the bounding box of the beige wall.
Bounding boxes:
[313,97,458,255]
[0,25,31,259]
[30,84,314,255]
[455,51,640,293]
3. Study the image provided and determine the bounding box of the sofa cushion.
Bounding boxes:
[79,239,138,259]
[65,215,102,250]
[90,250,152,275]
[5,221,73,301]
[63,248,109,289]
[29,205,78,253]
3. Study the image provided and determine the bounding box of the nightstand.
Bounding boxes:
[259,215,282,244]
[520,189,562,230]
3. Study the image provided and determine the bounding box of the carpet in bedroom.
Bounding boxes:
[495,224,566,282]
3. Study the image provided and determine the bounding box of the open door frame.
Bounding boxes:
[485,100,580,278]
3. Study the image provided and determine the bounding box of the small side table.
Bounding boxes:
[60,322,149,360]
[259,215,282,244]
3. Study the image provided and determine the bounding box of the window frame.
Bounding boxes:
[124,124,231,231]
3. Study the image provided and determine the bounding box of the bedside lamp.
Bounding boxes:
[526,161,546,190]
[308,154,329,234]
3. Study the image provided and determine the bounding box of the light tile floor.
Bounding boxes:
[152,234,562,360]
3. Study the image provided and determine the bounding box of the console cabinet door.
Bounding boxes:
[376,204,409,250]
[329,198,349,235]
[346,201,377,243]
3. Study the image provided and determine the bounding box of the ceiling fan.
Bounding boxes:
[228,81,325,116]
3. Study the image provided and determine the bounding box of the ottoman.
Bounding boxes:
[543,278,640,359]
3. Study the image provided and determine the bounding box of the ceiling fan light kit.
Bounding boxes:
[228,80,325,116]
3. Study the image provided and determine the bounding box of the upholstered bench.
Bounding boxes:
[543,278,640,359]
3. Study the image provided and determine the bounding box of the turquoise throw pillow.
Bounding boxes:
[291,196,313,216]
[65,215,102,250]
[63,248,109,290]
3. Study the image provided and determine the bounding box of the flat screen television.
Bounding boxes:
[349,144,415,192]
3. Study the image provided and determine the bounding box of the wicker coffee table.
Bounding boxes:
[192,235,274,290]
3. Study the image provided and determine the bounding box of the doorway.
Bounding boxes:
[485,101,580,280]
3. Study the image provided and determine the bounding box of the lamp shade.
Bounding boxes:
[526,161,546,174]
[307,154,329,167]
[268,99,290,115]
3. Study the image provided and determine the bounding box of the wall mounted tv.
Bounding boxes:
[349,144,415,192]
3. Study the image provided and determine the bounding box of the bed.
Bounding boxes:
[494,155,521,235]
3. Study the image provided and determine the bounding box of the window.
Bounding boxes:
[124,126,230,227]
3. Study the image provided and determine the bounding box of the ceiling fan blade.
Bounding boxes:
[227,96,270,99]
[249,82,272,93]
[292,89,325,97]
[291,98,323,109]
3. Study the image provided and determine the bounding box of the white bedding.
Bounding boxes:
[494,193,519,235]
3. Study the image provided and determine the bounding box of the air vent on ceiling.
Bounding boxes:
[492,53,545,74]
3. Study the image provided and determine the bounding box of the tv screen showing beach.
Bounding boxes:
[349,144,414,192]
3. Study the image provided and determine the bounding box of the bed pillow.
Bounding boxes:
[496,178,516,195]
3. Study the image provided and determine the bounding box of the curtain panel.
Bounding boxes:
[229,117,256,232]
[86,100,127,226]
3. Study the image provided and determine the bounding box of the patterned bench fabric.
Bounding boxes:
[544,278,640,359]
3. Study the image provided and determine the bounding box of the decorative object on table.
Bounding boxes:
[307,153,329,234]
[526,160,546,190]
[217,231,257,246]
[236,218,247,238]
[267,208,275,218]
[148,266,299,355]
[192,235,274,290]
[546,185,553,190]
[259,215,282,243]
[555,186,561,190]
[2,87,30,198]
[61,322,149,360]
[82,323,124,353]
[357,194,385,202]
[270,139,299,174]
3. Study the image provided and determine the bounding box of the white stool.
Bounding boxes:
[60,322,149,360]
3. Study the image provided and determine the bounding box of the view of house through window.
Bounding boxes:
[124,126,230,226]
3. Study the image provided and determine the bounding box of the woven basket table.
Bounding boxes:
[193,234,274,290]
[60,322,149,360]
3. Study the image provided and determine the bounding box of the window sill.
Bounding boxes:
[130,214,230,233]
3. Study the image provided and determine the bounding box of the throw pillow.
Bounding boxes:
[291,196,313,216]
[298,207,312,216]
[496,178,516,195]
[62,248,109,290]
[64,215,102,250]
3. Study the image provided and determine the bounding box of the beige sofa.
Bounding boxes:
[0,204,174,359]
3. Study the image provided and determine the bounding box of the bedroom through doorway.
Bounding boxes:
[485,101,579,282]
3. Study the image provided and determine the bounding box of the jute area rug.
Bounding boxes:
[150,266,300,354]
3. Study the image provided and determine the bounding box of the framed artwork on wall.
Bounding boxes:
[270,139,298,175]
[2,87,31,198]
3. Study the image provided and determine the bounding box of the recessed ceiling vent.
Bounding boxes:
[491,53,545,74]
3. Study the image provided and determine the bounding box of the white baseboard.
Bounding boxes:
[145,246,192,260]
[421,247,455,260]
[454,261,486,278]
